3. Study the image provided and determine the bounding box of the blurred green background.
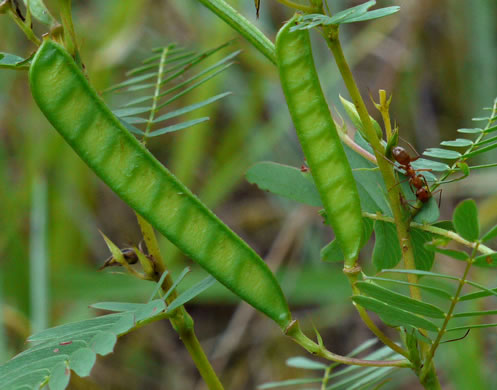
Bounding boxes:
[1,0,496,389]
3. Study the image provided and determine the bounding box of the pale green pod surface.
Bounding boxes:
[276,16,363,265]
[29,40,291,328]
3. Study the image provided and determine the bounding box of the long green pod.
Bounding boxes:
[276,15,363,266]
[29,39,291,329]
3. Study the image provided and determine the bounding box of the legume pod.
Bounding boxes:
[29,39,291,328]
[276,15,363,265]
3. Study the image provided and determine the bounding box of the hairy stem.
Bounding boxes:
[362,212,494,255]
[136,215,224,390]
[322,22,438,386]
[286,321,411,368]
[421,246,477,380]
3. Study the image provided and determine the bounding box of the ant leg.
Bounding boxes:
[432,189,443,208]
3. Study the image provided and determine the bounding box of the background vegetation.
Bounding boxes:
[1,0,496,388]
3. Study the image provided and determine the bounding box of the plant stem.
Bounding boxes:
[57,0,82,66]
[323,28,420,295]
[286,321,411,368]
[195,0,276,64]
[421,246,476,381]
[7,8,41,46]
[136,214,224,390]
[362,212,495,255]
[346,270,409,358]
[322,24,440,387]
[143,46,169,143]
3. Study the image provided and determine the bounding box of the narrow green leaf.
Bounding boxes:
[259,378,322,389]
[156,64,233,111]
[355,282,445,318]
[473,253,497,267]
[286,356,327,370]
[473,134,497,146]
[430,247,469,261]
[118,118,145,135]
[460,288,497,301]
[464,142,497,159]
[453,309,497,318]
[342,7,400,23]
[162,267,191,303]
[440,139,473,147]
[90,302,145,312]
[472,116,497,122]
[105,72,158,93]
[154,92,232,123]
[458,128,483,134]
[372,220,401,270]
[246,162,322,207]
[23,0,57,26]
[113,106,151,118]
[352,296,439,331]
[481,223,497,242]
[423,148,461,160]
[342,367,393,390]
[446,323,497,332]
[0,52,30,70]
[167,276,216,312]
[48,361,70,390]
[148,271,170,302]
[69,348,96,377]
[452,199,479,241]
[148,118,209,137]
[379,269,460,281]
[89,331,117,356]
[483,124,497,134]
[327,1,375,24]
[365,276,453,300]
[123,116,148,124]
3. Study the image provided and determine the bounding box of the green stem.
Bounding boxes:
[6,8,41,46]
[135,215,224,389]
[57,0,81,64]
[195,0,276,64]
[286,321,411,368]
[143,46,169,143]
[421,246,477,381]
[362,212,495,255]
[346,270,409,358]
[323,26,421,300]
[322,23,440,387]
[179,326,224,390]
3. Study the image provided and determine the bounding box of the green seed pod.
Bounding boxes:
[29,39,291,329]
[276,15,363,266]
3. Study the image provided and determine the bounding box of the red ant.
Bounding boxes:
[391,146,433,204]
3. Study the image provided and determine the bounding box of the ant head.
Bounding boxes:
[392,146,411,165]
[416,187,431,203]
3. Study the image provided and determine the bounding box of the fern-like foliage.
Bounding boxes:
[0,267,215,390]
[106,41,239,141]
[260,339,399,390]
